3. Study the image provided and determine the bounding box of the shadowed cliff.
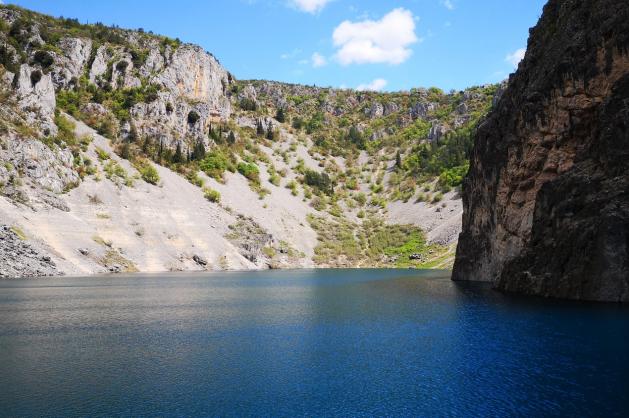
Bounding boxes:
[452,0,629,302]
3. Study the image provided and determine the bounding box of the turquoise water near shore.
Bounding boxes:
[1,269,628,417]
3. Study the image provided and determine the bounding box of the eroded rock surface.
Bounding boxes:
[453,0,629,302]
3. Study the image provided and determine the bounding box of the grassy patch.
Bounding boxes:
[133,159,160,185]
[99,249,138,273]
[203,187,221,203]
[308,215,444,268]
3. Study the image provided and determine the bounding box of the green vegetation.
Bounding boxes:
[199,150,233,180]
[50,112,77,148]
[134,159,160,185]
[203,187,221,203]
[99,249,138,273]
[308,215,438,268]
[95,147,110,161]
[237,162,260,183]
[239,98,257,111]
[103,160,133,186]
[303,169,334,195]
[275,107,285,123]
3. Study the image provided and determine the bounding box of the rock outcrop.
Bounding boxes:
[0,225,60,278]
[452,0,629,302]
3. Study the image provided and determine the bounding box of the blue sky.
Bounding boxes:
[5,0,546,91]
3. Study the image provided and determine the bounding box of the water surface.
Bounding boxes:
[1,269,628,417]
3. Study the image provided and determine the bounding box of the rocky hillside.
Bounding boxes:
[453,0,629,302]
[0,5,496,277]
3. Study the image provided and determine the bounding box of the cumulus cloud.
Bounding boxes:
[311,52,327,68]
[290,0,331,14]
[506,48,526,68]
[332,8,418,65]
[356,78,388,91]
[441,0,454,10]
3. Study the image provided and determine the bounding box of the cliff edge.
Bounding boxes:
[452,0,629,301]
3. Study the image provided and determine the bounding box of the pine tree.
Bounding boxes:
[128,121,138,143]
[121,142,131,160]
[256,119,265,136]
[192,140,206,160]
[173,142,183,164]
[275,108,285,123]
[157,140,163,161]
[266,122,275,140]
[348,126,365,149]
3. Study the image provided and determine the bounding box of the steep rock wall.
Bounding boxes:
[452,0,629,302]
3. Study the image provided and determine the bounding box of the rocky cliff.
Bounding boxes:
[452,0,629,301]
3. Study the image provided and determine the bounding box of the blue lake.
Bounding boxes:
[0,269,628,417]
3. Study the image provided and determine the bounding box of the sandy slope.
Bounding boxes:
[1,119,257,275]
[386,191,462,245]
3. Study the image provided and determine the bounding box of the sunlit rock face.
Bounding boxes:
[452,0,629,302]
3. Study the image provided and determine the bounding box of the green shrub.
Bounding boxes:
[275,107,285,123]
[203,187,221,203]
[54,113,76,146]
[237,162,260,183]
[354,192,367,206]
[286,180,299,196]
[304,169,334,195]
[135,160,160,185]
[239,98,257,111]
[269,172,280,186]
[95,147,110,161]
[310,196,326,211]
[200,150,231,180]
[438,164,468,188]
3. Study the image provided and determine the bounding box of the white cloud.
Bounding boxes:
[311,52,327,68]
[441,0,454,10]
[506,48,526,68]
[356,78,388,91]
[332,8,418,65]
[290,0,331,14]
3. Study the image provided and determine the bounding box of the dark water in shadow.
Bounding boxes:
[0,269,628,417]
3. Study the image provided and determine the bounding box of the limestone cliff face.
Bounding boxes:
[452,0,629,301]
[1,6,232,152]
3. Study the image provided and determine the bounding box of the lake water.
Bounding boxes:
[1,269,628,417]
